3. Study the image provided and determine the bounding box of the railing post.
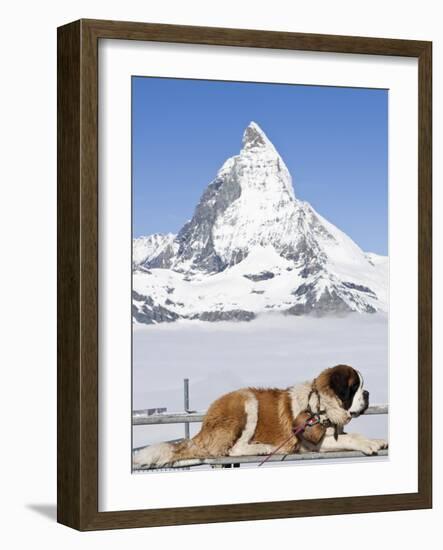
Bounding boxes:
[184,378,190,439]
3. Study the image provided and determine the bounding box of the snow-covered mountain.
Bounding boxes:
[133,122,388,324]
[133,233,176,268]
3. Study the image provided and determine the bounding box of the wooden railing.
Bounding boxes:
[132,403,388,425]
[132,403,388,470]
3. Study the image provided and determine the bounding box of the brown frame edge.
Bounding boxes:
[57,19,432,531]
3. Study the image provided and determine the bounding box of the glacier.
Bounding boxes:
[133,121,388,324]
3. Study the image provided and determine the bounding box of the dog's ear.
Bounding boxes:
[329,369,351,407]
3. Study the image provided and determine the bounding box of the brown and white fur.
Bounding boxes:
[133,365,387,468]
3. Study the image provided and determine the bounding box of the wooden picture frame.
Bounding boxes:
[57,19,432,530]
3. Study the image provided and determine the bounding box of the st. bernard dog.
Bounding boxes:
[133,364,387,468]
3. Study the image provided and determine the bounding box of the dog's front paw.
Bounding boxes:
[358,438,388,455]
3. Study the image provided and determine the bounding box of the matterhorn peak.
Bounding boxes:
[133,121,388,323]
[242,121,276,152]
[238,121,295,202]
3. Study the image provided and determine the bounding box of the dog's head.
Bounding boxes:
[315,365,369,424]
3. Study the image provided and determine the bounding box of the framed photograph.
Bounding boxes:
[57,19,432,530]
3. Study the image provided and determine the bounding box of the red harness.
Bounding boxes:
[257,414,320,467]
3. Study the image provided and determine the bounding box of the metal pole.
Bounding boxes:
[184,378,190,439]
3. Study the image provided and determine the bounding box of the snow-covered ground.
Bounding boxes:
[133,313,388,449]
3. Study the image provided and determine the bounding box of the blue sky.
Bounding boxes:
[132,77,388,255]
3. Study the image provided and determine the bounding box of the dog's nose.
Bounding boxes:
[363,390,369,400]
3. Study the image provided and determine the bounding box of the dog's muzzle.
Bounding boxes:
[351,390,370,418]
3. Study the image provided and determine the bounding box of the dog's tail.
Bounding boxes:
[133,390,250,469]
[132,438,210,469]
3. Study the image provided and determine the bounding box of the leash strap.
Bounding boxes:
[257,382,337,467]
[257,416,319,467]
